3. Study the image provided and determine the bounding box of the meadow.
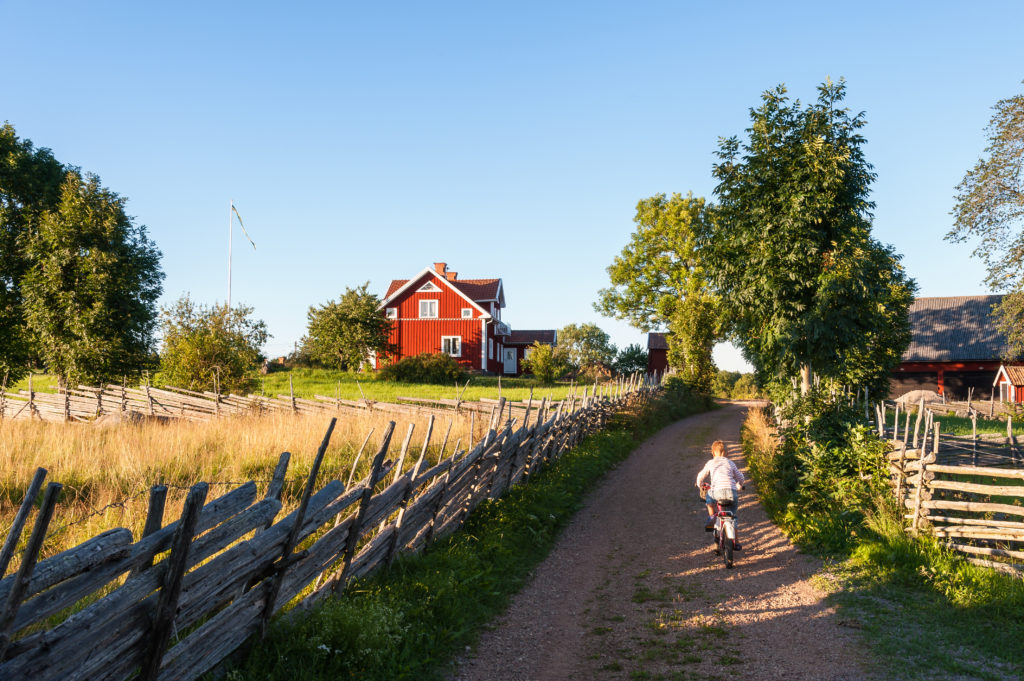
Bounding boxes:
[1,406,475,566]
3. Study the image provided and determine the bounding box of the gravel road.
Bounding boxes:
[451,403,870,681]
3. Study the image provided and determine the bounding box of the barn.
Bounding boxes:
[647,332,669,375]
[891,295,1008,400]
[376,262,555,375]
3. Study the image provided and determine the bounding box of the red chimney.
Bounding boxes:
[446,270,458,281]
[433,262,447,275]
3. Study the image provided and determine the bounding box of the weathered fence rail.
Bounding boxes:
[886,420,1024,577]
[0,379,658,681]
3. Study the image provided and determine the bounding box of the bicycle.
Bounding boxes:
[698,483,740,569]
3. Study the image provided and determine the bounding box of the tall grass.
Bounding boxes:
[1,409,473,566]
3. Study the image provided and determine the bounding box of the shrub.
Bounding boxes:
[378,353,466,384]
[520,343,570,384]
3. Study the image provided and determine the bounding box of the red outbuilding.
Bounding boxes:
[375,262,555,375]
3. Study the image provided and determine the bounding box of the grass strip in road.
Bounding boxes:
[226,381,712,681]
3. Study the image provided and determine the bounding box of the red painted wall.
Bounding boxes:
[379,272,490,371]
[648,349,668,374]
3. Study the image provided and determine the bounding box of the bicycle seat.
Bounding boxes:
[716,497,734,507]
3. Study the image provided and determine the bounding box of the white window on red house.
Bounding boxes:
[488,338,493,359]
[385,307,397,319]
[419,300,438,318]
[461,308,472,318]
[442,336,462,357]
[524,347,534,359]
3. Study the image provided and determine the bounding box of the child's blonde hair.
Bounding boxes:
[711,440,726,457]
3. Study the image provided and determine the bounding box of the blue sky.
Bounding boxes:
[3,1,1023,370]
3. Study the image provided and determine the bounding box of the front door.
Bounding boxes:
[503,347,517,375]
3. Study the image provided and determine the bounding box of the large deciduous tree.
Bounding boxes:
[556,323,617,374]
[710,80,915,395]
[303,283,395,370]
[159,295,268,394]
[22,172,163,386]
[947,84,1024,353]
[596,193,721,390]
[0,123,65,382]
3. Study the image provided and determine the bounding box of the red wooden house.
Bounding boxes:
[375,262,555,375]
[647,332,669,374]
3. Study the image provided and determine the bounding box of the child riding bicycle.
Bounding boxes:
[695,440,745,547]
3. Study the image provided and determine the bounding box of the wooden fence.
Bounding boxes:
[883,403,1024,578]
[0,382,657,681]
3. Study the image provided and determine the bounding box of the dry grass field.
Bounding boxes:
[1,408,474,566]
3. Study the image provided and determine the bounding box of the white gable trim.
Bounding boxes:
[994,364,1012,387]
[378,267,492,317]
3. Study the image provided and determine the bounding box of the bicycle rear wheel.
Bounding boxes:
[724,539,733,568]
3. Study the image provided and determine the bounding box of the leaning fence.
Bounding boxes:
[876,397,1024,577]
[0,380,658,681]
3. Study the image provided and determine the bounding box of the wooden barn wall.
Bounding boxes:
[648,349,669,375]
[888,371,996,401]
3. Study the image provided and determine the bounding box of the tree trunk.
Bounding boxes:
[800,363,812,395]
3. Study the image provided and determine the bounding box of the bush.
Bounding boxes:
[378,353,467,384]
[520,343,570,384]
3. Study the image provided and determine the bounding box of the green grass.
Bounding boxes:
[886,409,1010,437]
[226,380,712,681]
[258,368,578,403]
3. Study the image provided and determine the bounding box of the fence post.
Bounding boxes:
[260,418,337,631]
[0,481,62,660]
[0,467,47,578]
[894,442,907,502]
[913,397,924,449]
[330,422,395,593]
[387,415,434,567]
[289,374,297,414]
[139,482,208,681]
[424,449,459,546]
[129,485,169,578]
[911,455,930,535]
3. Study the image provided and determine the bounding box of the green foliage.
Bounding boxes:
[948,83,1024,293]
[304,283,395,370]
[377,353,467,384]
[232,381,711,681]
[520,342,570,384]
[1,122,163,385]
[613,343,648,375]
[665,294,719,393]
[596,193,721,390]
[158,295,268,394]
[711,370,760,399]
[21,171,163,386]
[710,80,915,393]
[556,323,616,374]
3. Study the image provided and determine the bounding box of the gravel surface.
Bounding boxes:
[451,403,871,681]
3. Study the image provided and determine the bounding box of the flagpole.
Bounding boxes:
[228,199,233,309]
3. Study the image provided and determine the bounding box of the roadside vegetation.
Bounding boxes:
[743,397,1024,679]
[227,379,713,681]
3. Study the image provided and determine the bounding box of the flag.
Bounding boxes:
[231,203,256,250]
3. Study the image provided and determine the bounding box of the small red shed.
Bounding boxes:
[647,332,669,375]
[993,364,1024,403]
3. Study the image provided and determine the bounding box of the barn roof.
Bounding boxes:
[506,330,557,345]
[647,332,668,351]
[903,295,1008,362]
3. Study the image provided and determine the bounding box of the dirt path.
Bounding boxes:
[451,403,870,681]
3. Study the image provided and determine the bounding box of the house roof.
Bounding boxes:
[384,277,502,304]
[505,330,557,345]
[1002,364,1024,386]
[903,295,1008,362]
[648,332,668,351]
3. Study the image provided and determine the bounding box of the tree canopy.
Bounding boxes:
[303,283,395,370]
[947,84,1024,356]
[0,122,163,385]
[22,172,163,386]
[158,295,268,394]
[709,80,915,394]
[556,323,616,373]
[595,193,721,390]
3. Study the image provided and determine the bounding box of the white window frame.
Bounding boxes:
[385,307,397,319]
[488,338,494,359]
[442,335,462,357]
[524,347,534,359]
[461,307,473,318]
[419,299,438,318]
